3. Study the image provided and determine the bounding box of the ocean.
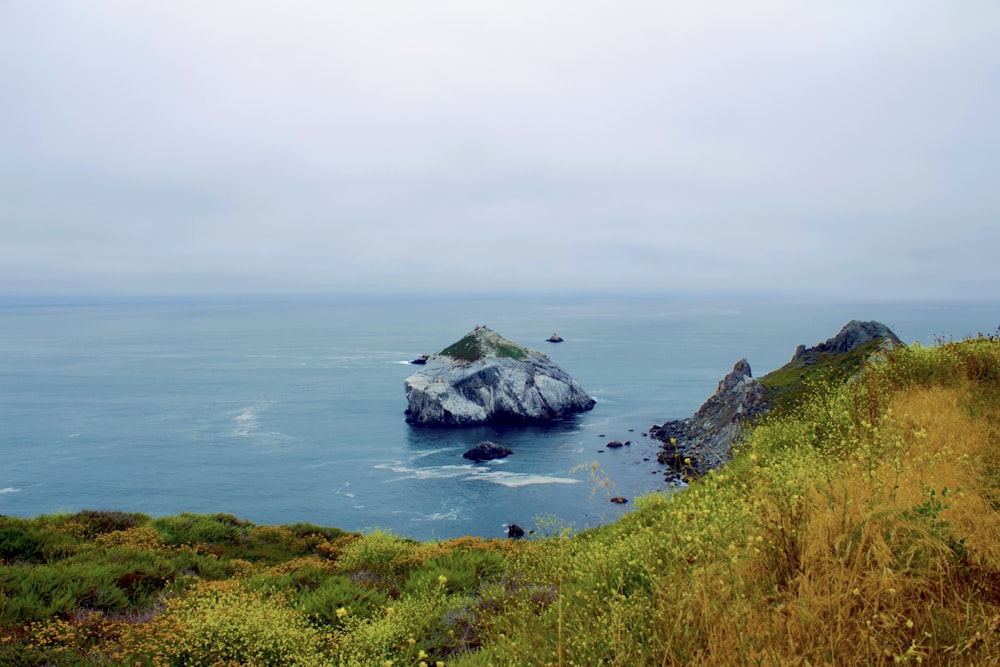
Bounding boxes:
[1,295,996,540]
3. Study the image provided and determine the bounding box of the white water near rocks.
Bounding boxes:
[0,295,995,540]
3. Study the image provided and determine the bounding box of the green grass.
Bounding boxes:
[3,335,999,665]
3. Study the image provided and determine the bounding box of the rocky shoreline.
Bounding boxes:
[649,319,902,481]
[406,320,903,521]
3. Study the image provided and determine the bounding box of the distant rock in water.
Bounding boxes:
[404,326,596,427]
[652,320,901,478]
[410,353,431,365]
[463,441,513,461]
[547,333,564,343]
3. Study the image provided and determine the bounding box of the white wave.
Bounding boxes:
[375,463,478,480]
[475,471,579,487]
[232,406,259,436]
[412,448,455,459]
[375,462,579,487]
[0,487,21,494]
[68,433,81,438]
[417,509,462,521]
[232,405,286,439]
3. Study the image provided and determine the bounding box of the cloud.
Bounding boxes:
[1,1,998,298]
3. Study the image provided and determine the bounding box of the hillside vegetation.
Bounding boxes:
[2,335,999,665]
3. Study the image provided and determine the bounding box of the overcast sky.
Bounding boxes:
[2,1,998,300]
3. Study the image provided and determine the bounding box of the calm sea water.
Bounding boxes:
[0,295,996,540]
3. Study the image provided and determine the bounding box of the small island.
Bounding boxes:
[404,326,595,426]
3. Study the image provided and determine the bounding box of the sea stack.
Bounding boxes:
[404,326,596,427]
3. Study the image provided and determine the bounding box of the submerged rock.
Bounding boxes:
[404,326,595,427]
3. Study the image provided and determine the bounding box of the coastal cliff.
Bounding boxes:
[404,326,596,426]
[653,320,902,477]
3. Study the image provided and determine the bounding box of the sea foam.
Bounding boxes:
[375,462,579,487]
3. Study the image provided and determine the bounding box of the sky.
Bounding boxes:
[2,1,998,300]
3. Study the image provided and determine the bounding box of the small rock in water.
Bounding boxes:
[609,497,628,504]
[506,523,526,538]
[463,441,513,461]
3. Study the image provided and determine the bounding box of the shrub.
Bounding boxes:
[152,512,246,547]
[300,574,388,626]
[117,580,330,666]
[336,529,419,581]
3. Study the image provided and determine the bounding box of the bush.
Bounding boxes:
[300,574,388,626]
[336,529,419,581]
[117,580,330,666]
[152,512,246,547]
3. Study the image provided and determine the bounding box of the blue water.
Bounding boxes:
[0,295,996,540]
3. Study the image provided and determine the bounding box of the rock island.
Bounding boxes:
[404,326,596,426]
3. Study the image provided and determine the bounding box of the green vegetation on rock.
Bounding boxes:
[3,333,999,665]
[759,337,889,416]
[439,326,528,362]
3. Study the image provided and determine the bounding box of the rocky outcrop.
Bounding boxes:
[653,320,901,478]
[791,320,901,363]
[651,359,766,475]
[463,441,513,461]
[404,326,596,427]
[506,523,526,539]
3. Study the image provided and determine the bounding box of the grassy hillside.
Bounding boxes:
[2,334,999,665]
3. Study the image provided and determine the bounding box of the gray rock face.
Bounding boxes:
[652,359,766,475]
[405,327,596,427]
[792,320,902,362]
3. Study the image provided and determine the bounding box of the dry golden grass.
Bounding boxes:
[737,386,1000,665]
[675,359,1000,665]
